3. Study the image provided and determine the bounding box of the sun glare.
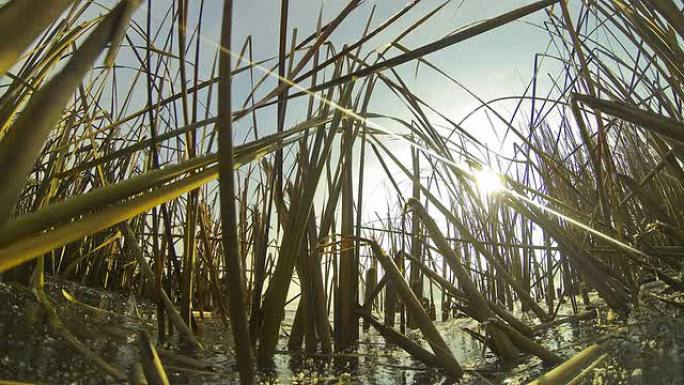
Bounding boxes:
[474,168,504,196]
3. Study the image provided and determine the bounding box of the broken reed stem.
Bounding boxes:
[34,286,126,381]
[366,238,464,378]
[527,344,605,385]
[357,310,441,368]
[138,330,171,385]
[120,223,203,350]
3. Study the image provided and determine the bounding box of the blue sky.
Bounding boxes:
[66,0,572,228]
[136,0,558,118]
[112,0,570,228]
[36,0,577,301]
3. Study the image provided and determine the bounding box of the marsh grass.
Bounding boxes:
[1,0,684,383]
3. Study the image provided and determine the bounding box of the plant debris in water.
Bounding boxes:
[1,279,683,384]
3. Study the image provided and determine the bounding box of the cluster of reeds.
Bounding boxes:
[1,0,684,383]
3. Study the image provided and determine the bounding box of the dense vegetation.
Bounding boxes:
[1,0,684,383]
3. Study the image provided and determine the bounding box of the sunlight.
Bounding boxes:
[474,167,504,196]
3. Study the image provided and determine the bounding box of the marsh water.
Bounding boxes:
[1,279,682,384]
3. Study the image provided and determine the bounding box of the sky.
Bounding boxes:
[219,0,562,224]
[96,0,574,244]
[191,0,559,116]
[75,0,574,251]
[131,0,561,126]
[12,0,584,303]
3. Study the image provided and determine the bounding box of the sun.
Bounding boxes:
[473,167,504,196]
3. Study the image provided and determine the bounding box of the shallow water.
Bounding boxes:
[171,311,478,384]
[1,280,683,384]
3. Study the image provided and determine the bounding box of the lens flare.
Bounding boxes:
[474,168,504,195]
